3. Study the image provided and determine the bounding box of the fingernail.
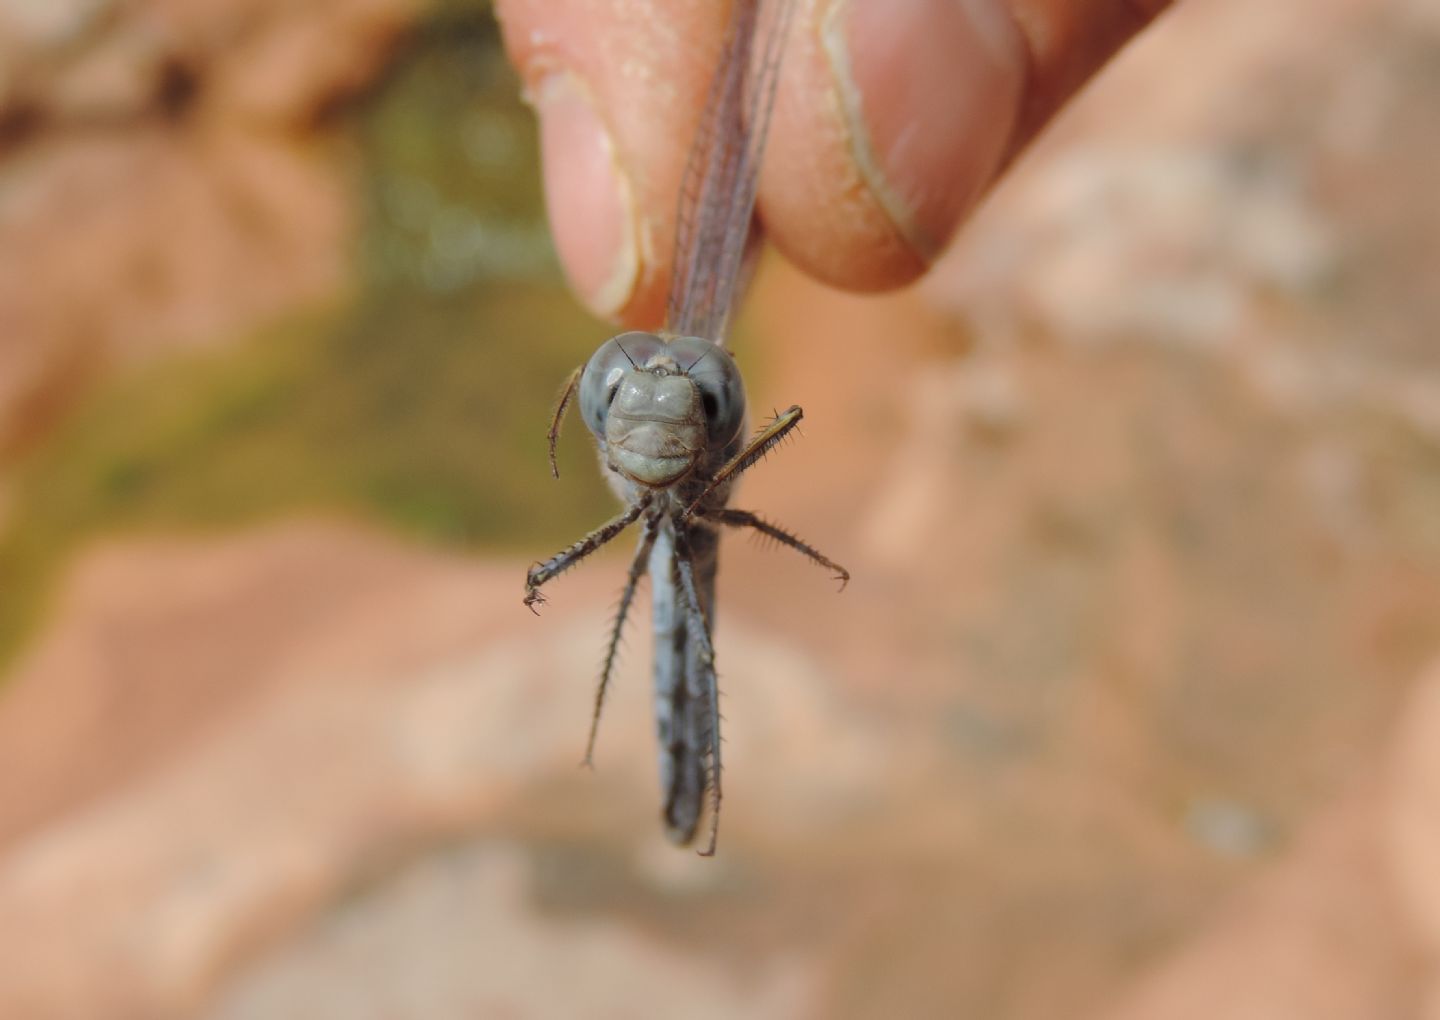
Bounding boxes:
[822,0,1024,262]
[531,70,638,319]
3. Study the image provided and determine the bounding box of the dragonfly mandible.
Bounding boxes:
[524,0,848,856]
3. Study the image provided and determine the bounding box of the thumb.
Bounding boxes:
[495,0,730,327]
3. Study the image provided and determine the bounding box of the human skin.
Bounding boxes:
[495,0,1174,328]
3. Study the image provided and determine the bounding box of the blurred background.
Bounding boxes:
[3,0,1440,1016]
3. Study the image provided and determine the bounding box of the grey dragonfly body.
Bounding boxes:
[524,0,846,856]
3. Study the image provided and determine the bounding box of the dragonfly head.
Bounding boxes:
[579,331,746,488]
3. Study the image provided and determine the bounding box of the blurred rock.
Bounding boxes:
[1085,654,1440,1020]
[0,0,420,453]
[4,0,1440,1016]
[0,0,111,52]
[1388,660,1440,1008]
[1098,782,1424,1020]
[0,522,898,1019]
[204,843,816,1020]
[0,127,349,447]
[0,0,418,125]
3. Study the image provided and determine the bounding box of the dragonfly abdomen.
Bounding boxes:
[651,519,719,844]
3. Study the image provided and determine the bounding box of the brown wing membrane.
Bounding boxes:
[665,0,797,344]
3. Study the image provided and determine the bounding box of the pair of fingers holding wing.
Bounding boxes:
[497,0,1172,327]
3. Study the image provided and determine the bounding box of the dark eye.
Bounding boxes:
[668,336,746,445]
[578,331,665,437]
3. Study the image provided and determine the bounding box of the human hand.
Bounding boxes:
[496,0,1172,327]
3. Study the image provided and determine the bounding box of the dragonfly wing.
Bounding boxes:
[664,0,797,344]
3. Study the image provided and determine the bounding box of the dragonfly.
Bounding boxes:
[524,0,847,856]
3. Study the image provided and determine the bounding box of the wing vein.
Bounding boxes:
[664,0,796,345]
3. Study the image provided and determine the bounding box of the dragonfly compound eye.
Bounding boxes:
[579,331,666,438]
[669,336,746,446]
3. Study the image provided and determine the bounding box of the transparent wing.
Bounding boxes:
[664,0,796,345]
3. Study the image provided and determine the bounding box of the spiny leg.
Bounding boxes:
[672,522,723,856]
[546,366,582,479]
[584,516,658,768]
[525,496,651,612]
[707,508,850,589]
[682,405,804,518]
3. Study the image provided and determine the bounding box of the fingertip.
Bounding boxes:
[759,1,918,293]
[829,0,1025,261]
[530,70,640,318]
[499,0,1169,310]
[760,0,1025,293]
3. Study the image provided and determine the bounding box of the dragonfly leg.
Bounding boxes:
[546,365,583,479]
[524,496,651,612]
[584,516,658,768]
[672,524,723,856]
[708,508,850,590]
[682,405,804,518]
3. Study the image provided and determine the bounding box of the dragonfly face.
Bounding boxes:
[579,331,746,489]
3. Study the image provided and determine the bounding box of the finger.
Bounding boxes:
[762,0,1174,293]
[495,0,730,327]
[1006,0,1176,151]
[497,0,1173,320]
